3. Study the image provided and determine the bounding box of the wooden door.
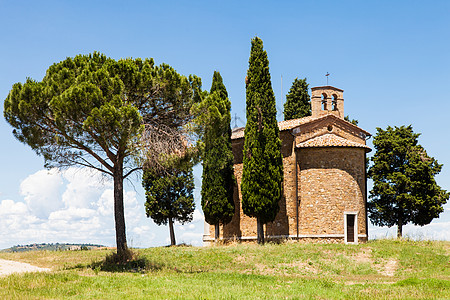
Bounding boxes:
[346,214,355,243]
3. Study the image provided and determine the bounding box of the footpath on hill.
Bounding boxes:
[0,259,50,276]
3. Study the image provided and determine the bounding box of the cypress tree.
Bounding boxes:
[241,37,283,244]
[283,77,311,120]
[200,71,235,241]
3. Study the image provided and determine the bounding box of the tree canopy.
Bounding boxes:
[197,71,235,241]
[241,37,283,244]
[368,125,449,238]
[142,160,195,246]
[344,115,359,126]
[4,52,202,256]
[283,77,310,120]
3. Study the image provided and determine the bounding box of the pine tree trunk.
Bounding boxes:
[257,218,264,244]
[397,216,403,238]
[215,223,220,242]
[169,218,176,246]
[113,162,128,256]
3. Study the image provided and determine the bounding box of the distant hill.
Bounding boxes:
[1,243,106,252]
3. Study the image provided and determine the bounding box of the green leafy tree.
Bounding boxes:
[368,125,449,238]
[283,77,310,120]
[241,37,283,244]
[344,115,359,126]
[3,52,201,257]
[197,71,235,241]
[142,161,195,246]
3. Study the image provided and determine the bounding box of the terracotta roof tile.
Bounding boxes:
[231,114,370,140]
[278,116,317,131]
[296,133,371,151]
[231,127,245,139]
[231,116,319,139]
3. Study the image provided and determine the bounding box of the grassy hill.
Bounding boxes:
[0,239,448,299]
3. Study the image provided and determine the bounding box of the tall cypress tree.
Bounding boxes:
[283,77,311,120]
[241,37,283,244]
[200,71,235,241]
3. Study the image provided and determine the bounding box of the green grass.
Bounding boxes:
[0,239,449,299]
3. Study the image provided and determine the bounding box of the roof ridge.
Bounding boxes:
[296,133,371,151]
[231,114,370,140]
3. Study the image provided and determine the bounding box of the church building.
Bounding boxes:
[203,86,371,244]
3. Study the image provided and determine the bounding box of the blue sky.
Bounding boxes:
[0,0,449,248]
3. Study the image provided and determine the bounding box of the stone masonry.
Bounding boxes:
[203,86,371,245]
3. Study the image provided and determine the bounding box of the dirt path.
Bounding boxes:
[0,259,51,276]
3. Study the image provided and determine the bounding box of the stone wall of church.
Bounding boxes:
[297,147,367,242]
[206,133,367,244]
[218,131,296,240]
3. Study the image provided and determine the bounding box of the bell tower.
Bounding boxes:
[311,86,344,119]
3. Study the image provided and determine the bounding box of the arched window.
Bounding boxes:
[321,93,328,111]
[332,94,338,111]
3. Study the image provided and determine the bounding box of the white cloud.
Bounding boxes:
[442,202,450,218]
[369,221,450,241]
[132,225,151,235]
[0,167,205,249]
[19,169,64,218]
[96,190,114,216]
[124,191,142,228]
[48,207,97,221]
[176,224,186,231]
[0,199,28,215]
[192,209,204,223]
[61,167,109,208]
[179,232,204,246]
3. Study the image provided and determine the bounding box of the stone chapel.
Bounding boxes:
[203,86,371,244]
